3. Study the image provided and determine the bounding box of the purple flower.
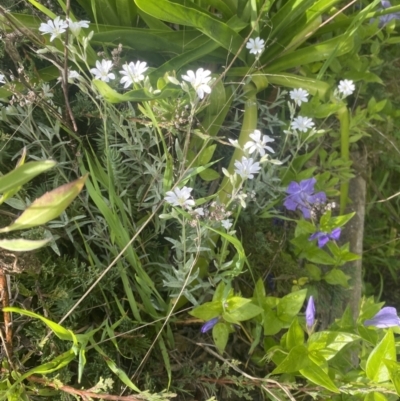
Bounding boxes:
[309,227,341,248]
[201,317,219,333]
[371,1,400,27]
[283,178,326,219]
[364,307,400,328]
[306,296,316,330]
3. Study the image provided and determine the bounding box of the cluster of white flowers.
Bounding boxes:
[0,74,5,84]
[39,17,90,42]
[287,80,355,134]
[89,59,148,87]
[182,68,212,99]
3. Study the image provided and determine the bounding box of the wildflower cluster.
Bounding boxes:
[90,59,148,88]
[39,17,90,41]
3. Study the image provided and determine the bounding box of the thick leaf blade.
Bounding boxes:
[3,307,75,342]
[0,175,87,232]
[0,238,50,252]
[135,0,247,61]
[366,329,396,383]
[0,161,56,195]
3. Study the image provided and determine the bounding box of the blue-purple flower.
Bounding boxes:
[283,178,326,219]
[309,227,341,248]
[364,307,400,328]
[374,1,400,27]
[306,296,316,331]
[201,317,219,333]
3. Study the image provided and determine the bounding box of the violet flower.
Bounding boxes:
[364,307,400,328]
[305,296,316,331]
[283,178,326,219]
[376,1,400,27]
[309,227,341,248]
[201,317,219,333]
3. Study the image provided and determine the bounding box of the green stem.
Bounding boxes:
[338,105,350,214]
[217,87,258,207]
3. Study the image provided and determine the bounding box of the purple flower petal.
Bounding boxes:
[305,296,316,330]
[309,191,327,204]
[201,317,219,333]
[283,196,299,211]
[286,181,301,195]
[317,234,330,248]
[364,307,400,328]
[330,227,341,241]
[299,178,316,193]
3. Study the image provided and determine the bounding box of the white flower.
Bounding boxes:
[68,70,80,82]
[194,208,204,216]
[164,186,195,209]
[289,88,309,106]
[246,37,265,55]
[67,19,90,37]
[234,156,261,180]
[221,219,233,230]
[182,68,212,99]
[244,129,274,156]
[0,74,5,84]
[338,79,355,97]
[120,61,148,88]
[41,83,53,99]
[90,60,115,82]
[39,16,68,42]
[291,116,315,132]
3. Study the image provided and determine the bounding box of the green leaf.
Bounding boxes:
[226,296,251,311]
[366,329,396,383]
[323,269,351,288]
[286,317,304,350]
[0,238,50,252]
[134,0,247,62]
[213,322,230,353]
[190,300,222,320]
[0,175,87,233]
[199,168,220,181]
[277,289,307,323]
[3,307,76,342]
[272,345,309,374]
[305,264,322,281]
[0,161,56,195]
[358,325,379,346]
[263,306,284,336]
[300,360,340,393]
[364,392,389,401]
[383,359,400,396]
[308,331,360,360]
[223,303,263,323]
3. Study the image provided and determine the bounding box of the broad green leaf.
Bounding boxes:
[27,0,57,19]
[358,325,379,346]
[226,297,251,311]
[190,300,222,320]
[286,317,304,350]
[323,269,351,288]
[308,331,360,360]
[3,307,76,342]
[0,161,56,195]
[266,35,354,73]
[272,345,309,374]
[300,360,340,393]
[0,175,87,233]
[277,289,307,323]
[199,168,220,181]
[135,0,247,61]
[383,359,400,396]
[198,145,217,166]
[364,392,389,401]
[263,306,284,336]
[213,322,230,353]
[366,329,396,383]
[223,303,263,323]
[0,148,27,205]
[0,238,50,252]
[305,264,322,281]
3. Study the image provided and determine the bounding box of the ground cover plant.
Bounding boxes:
[1,0,400,400]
